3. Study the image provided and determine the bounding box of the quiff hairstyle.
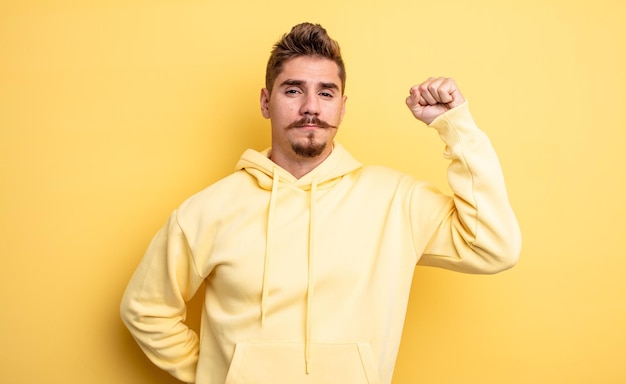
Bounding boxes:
[265,23,346,95]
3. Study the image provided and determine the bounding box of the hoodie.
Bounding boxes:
[120,102,521,384]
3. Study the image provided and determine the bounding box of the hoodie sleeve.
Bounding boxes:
[416,101,522,274]
[120,211,204,383]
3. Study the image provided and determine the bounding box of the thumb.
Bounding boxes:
[405,89,425,119]
[405,88,421,109]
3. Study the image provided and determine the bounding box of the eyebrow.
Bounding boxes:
[280,79,340,91]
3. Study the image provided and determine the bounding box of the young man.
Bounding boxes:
[121,22,521,384]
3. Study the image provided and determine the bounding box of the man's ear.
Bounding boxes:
[260,88,271,119]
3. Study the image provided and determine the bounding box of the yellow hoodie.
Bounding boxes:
[120,102,521,384]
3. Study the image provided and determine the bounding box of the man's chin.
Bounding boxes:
[291,141,327,158]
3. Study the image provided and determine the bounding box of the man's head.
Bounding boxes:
[265,23,346,96]
[260,23,348,171]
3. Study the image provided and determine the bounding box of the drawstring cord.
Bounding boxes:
[305,179,318,374]
[260,168,317,375]
[261,167,279,325]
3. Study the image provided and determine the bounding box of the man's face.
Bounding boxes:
[260,56,347,161]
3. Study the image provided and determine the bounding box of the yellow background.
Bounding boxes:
[1,0,624,383]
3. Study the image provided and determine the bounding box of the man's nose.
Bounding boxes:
[300,94,320,115]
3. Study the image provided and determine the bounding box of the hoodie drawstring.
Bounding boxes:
[260,168,318,375]
[261,167,279,325]
[305,179,318,374]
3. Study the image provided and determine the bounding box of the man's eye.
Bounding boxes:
[286,89,300,94]
[320,92,333,98]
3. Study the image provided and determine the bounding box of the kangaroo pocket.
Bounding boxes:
[224,342,380,384]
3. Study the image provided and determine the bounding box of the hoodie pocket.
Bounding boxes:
[224,342,380,384]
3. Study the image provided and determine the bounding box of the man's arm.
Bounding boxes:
[407,77,522,273]
[120,212,203,382]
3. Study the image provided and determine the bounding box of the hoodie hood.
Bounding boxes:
[233,142,361,374]
[235,142,362,190]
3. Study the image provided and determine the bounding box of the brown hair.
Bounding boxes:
[265,23,346,95]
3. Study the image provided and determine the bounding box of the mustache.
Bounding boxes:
[287,116,337,129]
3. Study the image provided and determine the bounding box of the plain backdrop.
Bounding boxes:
[1,0,625,383]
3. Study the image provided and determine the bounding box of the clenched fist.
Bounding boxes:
[406,77,465,125]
